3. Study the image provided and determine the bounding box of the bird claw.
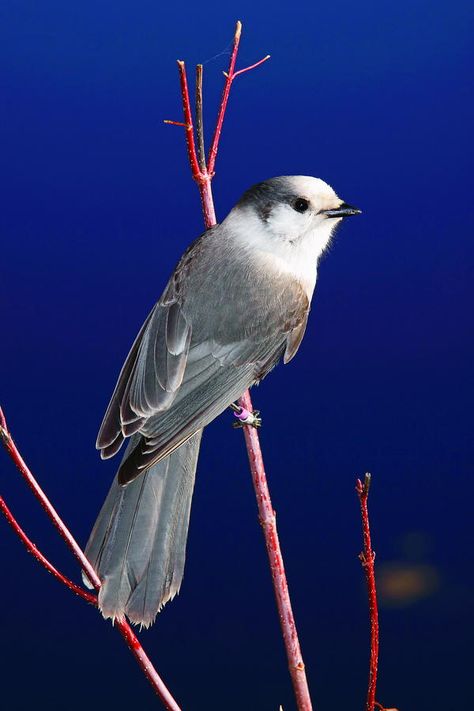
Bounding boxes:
[230,403,262,429]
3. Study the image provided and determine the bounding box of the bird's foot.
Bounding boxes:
[230,402,262,429]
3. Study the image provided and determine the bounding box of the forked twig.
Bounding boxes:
[0,494,97,605]
[166,21,311,711]
[164,20,270,229]
[206,22,270,176]
[0,407,100,586]
[0,408,181,711]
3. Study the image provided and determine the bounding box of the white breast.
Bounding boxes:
[224,208,335,300]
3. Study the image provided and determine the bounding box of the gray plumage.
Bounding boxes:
[84,176,360,626]
[84,431,201,627]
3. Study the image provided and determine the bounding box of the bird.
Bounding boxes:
[83,175,361,627]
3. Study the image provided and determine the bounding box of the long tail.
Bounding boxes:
[83,430,202,627]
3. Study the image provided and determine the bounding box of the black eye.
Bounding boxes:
[293,198,309,213]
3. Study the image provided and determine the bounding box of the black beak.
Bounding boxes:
[321,202,362,218]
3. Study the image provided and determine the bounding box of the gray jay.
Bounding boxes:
[84,175,361,626]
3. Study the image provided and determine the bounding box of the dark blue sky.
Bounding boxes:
[1,1,472,709]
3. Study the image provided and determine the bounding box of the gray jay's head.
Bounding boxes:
[227,175,361,264]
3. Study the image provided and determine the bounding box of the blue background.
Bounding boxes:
[1,1,472,709]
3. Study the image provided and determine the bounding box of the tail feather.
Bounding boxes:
[84,430,202,627]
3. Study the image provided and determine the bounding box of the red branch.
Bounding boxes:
[167,21,312,711]
[165,20,270,231]
[356,473,396,711]
[239,394,311,709]
[206,23,270,177]
[0,407,100,588]
[0,407,181,711]
[0,494,97,606]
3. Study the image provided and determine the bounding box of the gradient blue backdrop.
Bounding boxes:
[1,1,472,709]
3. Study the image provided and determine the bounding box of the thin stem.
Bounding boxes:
[176,60,202,181]
[0,407,181,711]
[239,390,312,710]
[0,494,97,605]
[229,54,271,79]
[171,21,312,711]
[0,407,100,589]
[195,64,206,173]
[115,620,181,711]
[207,21,269,176]
[356,473,379,711]
[206,20,242,176]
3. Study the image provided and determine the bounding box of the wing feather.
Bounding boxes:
[117,335,285,484]
[97,299,191,453]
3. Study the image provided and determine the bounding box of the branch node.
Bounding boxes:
[363,471,372,494]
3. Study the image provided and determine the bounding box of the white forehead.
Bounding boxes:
[286,175,338,202]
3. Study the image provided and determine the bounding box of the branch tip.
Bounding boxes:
[235,20,242,39]
[232,54,271,79]
[356,472,372,498]
[364,472,372,494]
[195,63,206,172]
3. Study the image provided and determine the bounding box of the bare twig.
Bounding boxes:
[0,407,181,711]
[227,55,271,80]
[207,21,269,177]
[0,494,97,605]
[195,64,206,173]
[239,392,311,709]
[356,474,396,711]
[167,21,312,711]
[0,406,99,586]
[117,622,181,711]
[175,60,202,182]
[165,21,269,231]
